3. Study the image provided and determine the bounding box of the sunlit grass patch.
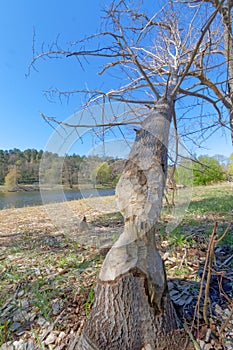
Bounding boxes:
[188,183,233,215]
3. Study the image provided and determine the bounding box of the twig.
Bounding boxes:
[192,227,214,332]
[179,248,187,270]
[173,0,224,94]
[183,322,201,350]
[203,222,218,325]
[215,222,232,244]
[40,112,142,129]
[220,253,233,267]
[219,305,233,335]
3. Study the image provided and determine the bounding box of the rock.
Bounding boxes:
[214,304,223,315]
[18,290,25,298]
[36,316,46,326]
[204,328,211,342]
[28,312,37,322]
[162,252,170,260]
[0,342,14,350]
[20,299,29,309]
[56,331,66,345]
[13,310,28,322]
[13,339,25,350]
[78,216,89,232]
[52,300,61,315]
[144,345,153,350]
[45,332,57,345]
[225,341,233,350]
[1,304,15,319]
[25,340,35,350]
[224,308,231,316]
[48,345,56,350]
[198,340,205,349]
[10,322,21,332]
[204,344,214,350]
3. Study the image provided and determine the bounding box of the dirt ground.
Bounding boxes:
[0,194,232,350]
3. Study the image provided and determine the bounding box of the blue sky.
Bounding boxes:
[0,0,109,151]
[0,0,232,158]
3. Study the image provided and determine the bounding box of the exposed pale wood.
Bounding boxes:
[77,103,194,349]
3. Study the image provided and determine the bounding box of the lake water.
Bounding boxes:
[0,188,115,210]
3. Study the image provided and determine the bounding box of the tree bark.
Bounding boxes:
[77,275,191,350]
[76,99,194,349]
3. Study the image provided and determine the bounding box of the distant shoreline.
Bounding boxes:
[0,183,114,193]
[0,186,115,211]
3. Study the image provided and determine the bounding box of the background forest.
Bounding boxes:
[0,148,232,190]
[0,149,124,189]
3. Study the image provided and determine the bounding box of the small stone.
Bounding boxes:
[54,345,66,350]
[36,316,46,326]
[41,321,50,329]
[225,341,233,350]
[55,332,66,346]
[20,299,29,309]
[205,328,211,342]
[214,304,223,315]
[57,332,66,341]
[45,332,57,345]
[15,329,26,337]
[48,345,56,350]
[52,300,61,315]
[198,340,205,349]
[25,340,35,350]
[162,252,170,260]
[78,216,89,232]
[10,322,21,332]
[13,339,25,350]
[144,345,153,350]
[0,341,14,350]
[18,290,25,297]
[204,344,213,350]
[13,310,28,322]
[1,304,15,318]
[28,312,37,322]
[224,308,231,316]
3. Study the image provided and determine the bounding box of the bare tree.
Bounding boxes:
[29,1,229,349]
[180,0,233,143]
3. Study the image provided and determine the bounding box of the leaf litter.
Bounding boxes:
[0,186,232,350]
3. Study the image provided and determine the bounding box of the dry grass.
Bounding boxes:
[0,184,232,349]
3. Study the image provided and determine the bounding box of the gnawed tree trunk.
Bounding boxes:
[77,98,194,350]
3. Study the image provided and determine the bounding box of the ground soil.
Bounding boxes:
[0,192,232,350]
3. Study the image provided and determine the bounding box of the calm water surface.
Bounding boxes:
[0,189,115,210]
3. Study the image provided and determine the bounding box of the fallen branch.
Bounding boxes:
[203,222,217,325]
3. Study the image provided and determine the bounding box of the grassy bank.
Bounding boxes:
[0,183,232,349]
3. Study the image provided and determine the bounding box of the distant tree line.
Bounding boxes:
[0,149,43,186]
[0,149,232,189]
[0,148,125,189]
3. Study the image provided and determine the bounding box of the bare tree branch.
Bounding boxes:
[172,0,224,94]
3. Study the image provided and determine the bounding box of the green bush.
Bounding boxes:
[193,156,224,185]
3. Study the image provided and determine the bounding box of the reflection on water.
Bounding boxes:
[0,189,115,210]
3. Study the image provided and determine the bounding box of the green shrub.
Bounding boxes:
[193,156,224,185]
